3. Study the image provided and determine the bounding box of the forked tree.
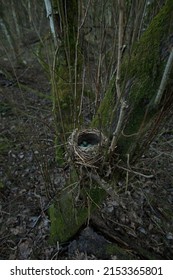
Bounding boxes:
[44,0,173,245]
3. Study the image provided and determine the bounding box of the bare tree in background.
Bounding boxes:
[0,0,46,62]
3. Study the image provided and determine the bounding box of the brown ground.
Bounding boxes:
[0,59,173,260]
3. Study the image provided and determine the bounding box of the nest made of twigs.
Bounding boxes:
[67,128,108,168]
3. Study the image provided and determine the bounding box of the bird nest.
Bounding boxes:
[67,128,108,168]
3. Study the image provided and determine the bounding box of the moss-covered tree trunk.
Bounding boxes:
[93,0,173,155]
[49,0,173,243]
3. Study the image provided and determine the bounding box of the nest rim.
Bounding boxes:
[67,128,108,168]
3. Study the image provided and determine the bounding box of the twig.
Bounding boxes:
[52,47,66,145]
[116,0,124,100]
[116,164,154,179]
[154,47,173,106]
[109,1,126,151]
[75,0,91,126]
[78,67,86,122]
[43,0,58,47]
[110,100,128,151]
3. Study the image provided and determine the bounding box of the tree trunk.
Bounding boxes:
[49,0,173,243]
[93,0,173,159]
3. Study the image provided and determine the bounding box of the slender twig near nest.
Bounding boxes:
[74,146,85,162]
[78,67,86,121]
[110,1,127,152]
[110,100,127,151]
[75,161,99,169]
[75,1,91,126]
[116,0,124,100]
[116,164,154,179]
[154,47,173,106]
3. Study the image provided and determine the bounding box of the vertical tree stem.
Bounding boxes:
[154,47,173,106]
[44,0,58,47]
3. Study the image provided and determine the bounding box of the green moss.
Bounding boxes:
[92,1,173,159]
[124,1,173,104]
[105,243,134,259]
[49,169,106,243]
[91,78,115,135]
[117,0,173,156]
[93,1,173,139]
[49,192,80,243]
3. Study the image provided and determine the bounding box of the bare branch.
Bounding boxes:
[116,0,124,100]
[110,100,128,152]
[154,47,173,106]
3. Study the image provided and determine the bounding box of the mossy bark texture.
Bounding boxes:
[49,179,106,243]
[94,0,173,157]
[50,0,173,244]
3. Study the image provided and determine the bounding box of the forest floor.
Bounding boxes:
[0,58,173,260]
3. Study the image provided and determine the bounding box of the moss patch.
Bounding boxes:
[91,77,115,135]
[49,171,106,244]
[124,0,173,104]
[118,0,173,156]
